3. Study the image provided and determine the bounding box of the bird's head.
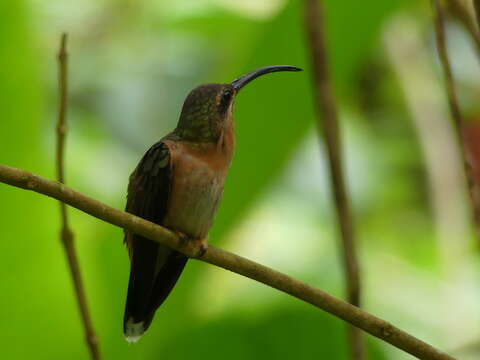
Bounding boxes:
[175,65,302,142]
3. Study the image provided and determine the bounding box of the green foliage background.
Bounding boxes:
[1,1,479,359]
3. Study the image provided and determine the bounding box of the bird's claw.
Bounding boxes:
[174,231,208,258]
[196,239,208,258]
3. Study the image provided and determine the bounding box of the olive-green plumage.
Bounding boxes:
[175,83,236,142]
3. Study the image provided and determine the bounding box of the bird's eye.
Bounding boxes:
[220,90,232,109]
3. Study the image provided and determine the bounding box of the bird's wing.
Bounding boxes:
[123,140,188,341]
[124,141,171,257]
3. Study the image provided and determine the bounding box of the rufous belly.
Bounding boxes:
[163,156,226,239]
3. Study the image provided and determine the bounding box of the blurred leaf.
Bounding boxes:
[211,0,412,241]
[0,1,450,360]
[162,305,387,360]
[0,1,84,359]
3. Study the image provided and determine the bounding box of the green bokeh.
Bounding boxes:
[1,0,474,359]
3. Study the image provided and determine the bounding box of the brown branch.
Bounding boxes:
[474,1,480,27]
[56,33,100,360]
[432,0,480,240]
[0,164,457,359]
[446,0,480,58]
[303,1,363,359]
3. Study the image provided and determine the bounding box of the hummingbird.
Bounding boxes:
[123,65,302,342]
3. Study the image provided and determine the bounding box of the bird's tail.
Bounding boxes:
[123,239,188,343]
[124,317,150,344]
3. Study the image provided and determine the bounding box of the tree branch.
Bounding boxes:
[474,1,480,28]
[56,33,100,360]
[432,0,480,240]
[303,1,363,359]
[0,164,456,360]
[445,0,480,58]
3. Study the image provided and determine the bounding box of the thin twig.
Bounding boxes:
[56,34,100,360]
[0,164,457,360]
[474,1,480,27]
[446,0,480,58]
[432,0,480,240]
[303,1,363,359]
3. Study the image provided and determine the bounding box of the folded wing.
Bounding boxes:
[123,140,188,342]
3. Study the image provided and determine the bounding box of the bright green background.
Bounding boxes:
[1,1,479,359]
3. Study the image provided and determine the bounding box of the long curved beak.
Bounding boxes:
[231,65,302,91]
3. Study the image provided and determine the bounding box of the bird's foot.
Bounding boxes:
[194,238,208,258]
[174,231,208,258]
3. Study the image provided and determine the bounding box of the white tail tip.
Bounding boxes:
[124,317,145,343]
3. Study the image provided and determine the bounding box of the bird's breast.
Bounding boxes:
[162,140,232,239]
